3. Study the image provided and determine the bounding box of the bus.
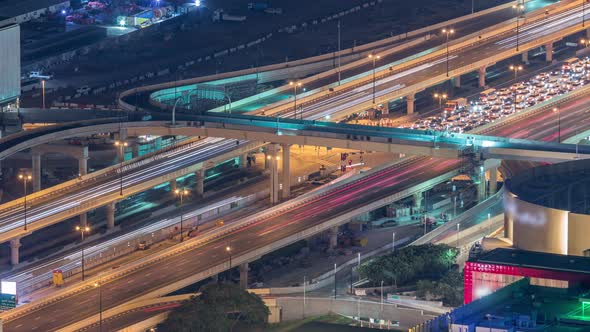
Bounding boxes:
[479,88,497,102]
[562,57,580,72]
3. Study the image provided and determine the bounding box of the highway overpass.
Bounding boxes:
[3,77,590,331]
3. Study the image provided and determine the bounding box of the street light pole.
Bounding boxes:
[392,232,395,252]
[553,107,561,142]
[175,188,189,242]
[333,263,337,299]
[456,223,460,248]
[226,243,232,279]
[18,174,32,231]
[442,28,455,77]
[368,54,381,104]
[114,141,128,196]
[380,280,384,311]
[289,81,302,118]
[338,20,342,85]
[509,64,523,80]
[41,80,46,109]
[513,3,525,52]
[76,225,90,281]
[94,276,103,332]
[434,93,447,108]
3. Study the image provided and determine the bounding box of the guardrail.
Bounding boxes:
[260,2,582,119]
[7,192,265,298]
[0,136,200,215]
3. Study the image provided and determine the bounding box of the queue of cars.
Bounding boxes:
[405,57,590,133]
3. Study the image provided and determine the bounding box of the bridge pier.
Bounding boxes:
[545,42,554,62]
[132,144,140,159]
[268,144,280,204]
[413,192,422,210]
[195,169,205,197]
[239,262,249,289]
[80,212,88,228]
[489,166,498,194]
[381,101,390,115]
[240,153,248,168]
[32,152,41,192]
[521,50,529,64]
[453,75,461,88]
[115,130,128,162]
[281,144,291,199]
[264,148,270,170]
[406,93,416,115]
[106,202,116,230]
[478,66,486,88]
[78,155,88,177]
[10,237,21,265]
[329,226,338,249]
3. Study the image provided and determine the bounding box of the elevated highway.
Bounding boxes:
[4,87,590,331]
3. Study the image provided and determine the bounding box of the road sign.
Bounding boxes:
[0,293,16,310]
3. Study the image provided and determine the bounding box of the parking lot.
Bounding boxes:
[404,57,590,133]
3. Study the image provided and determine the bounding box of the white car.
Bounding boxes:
[76,86,91,94]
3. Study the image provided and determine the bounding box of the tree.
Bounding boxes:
[157,283,270,332]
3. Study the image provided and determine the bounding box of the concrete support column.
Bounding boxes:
[10,238,21,265]
[115,130,128,163]
[453,75,461,88]
[587,27,590,39]
[489,166,498,194]
[32,152,41,192]
[239,263,249,289]
[281,144,291,200]
[170,179,177,192]
[240,154,248,168]
[264,148,270,170]
[478,67,486,88]
[545,42,554,62]
[132,144,140,159]
[80,213,88,227]
[406,93,416,115]
[268,144,280,204]
[413,192,422,209]
[78,157,88,176]
[195,169,205,197]
[106,202,116,230]
[521,50,529,64]
[381,101,390,115]
[329,226,338,249]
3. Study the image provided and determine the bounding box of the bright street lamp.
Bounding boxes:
[368,54,381,104]
[75,225,91,280]
[509,64,523,79]
[289,81,303,119]
[18,173,32,231]
[175,188,189,242]
[442,28,455,77]
[512,3,525,52]
[114,140,128,196]
[581,39,589,49]
[226,243,232,279]
[434,93,448,107]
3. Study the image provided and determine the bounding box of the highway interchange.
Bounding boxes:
[2,1,590,330]
[0,2,585,241]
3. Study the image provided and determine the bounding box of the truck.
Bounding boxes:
[444,98,468,113]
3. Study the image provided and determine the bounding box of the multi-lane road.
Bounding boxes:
[0,1,579,239]
[6,75,590,331]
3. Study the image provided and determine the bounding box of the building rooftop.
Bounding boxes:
[472,248,590,275]
[0,0,68,19]
[506,158,590,214]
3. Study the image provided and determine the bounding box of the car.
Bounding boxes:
[29,71,53,80]
[76,86,91,94]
